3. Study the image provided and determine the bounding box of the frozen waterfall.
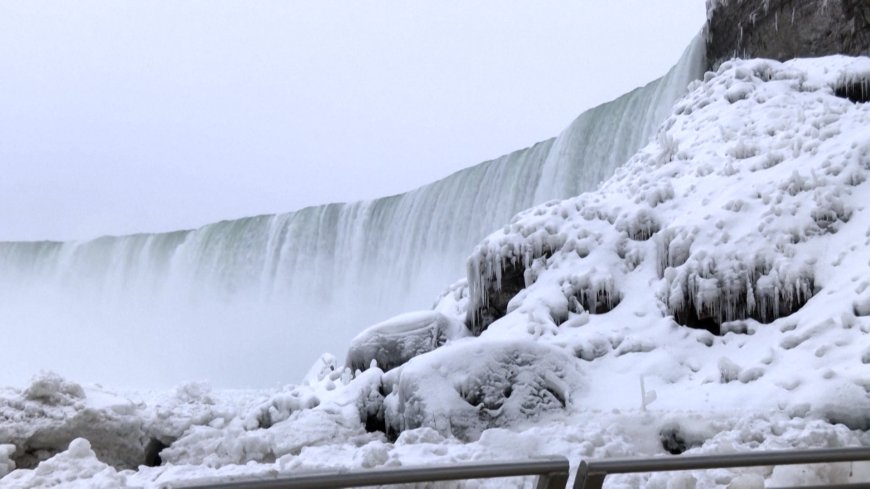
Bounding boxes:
[0,34,706,389]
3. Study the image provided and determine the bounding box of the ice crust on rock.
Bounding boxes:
[345,311,469,373]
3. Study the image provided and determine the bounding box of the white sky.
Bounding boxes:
[0,1,706,242]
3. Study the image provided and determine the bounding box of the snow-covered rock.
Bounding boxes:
[456,55,870,428]
[346,310,469,373]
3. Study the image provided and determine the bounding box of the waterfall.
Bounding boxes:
[0,34,706,389]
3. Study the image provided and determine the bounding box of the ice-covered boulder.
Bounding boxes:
[346,311,469,373]
[382,340,583,440]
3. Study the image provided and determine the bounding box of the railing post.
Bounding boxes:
[535,470,569,489]
[573,461,605,489]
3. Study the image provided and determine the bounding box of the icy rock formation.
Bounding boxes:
[345,311,469,373]
[705,0,870,70]
[466,55,870,336]
[381,340,583,440]
[0,372,149,471]
[466,212,568,333]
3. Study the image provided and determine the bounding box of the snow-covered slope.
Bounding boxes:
[463,55,870,424]
[2,55,869,489]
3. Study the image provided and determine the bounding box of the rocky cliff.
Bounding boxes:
[706,0,870,69]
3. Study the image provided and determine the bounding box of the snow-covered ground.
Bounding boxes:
[2,55,869,488]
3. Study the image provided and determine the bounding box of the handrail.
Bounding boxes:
[575,446,870,489]
[166,456,570,489]
[168,446,870,489]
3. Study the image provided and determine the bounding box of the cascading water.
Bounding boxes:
[0,34,706,389]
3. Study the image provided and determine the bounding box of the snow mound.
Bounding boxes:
[22,371,85,406]
[382,339,583,440]
[0,372,149,471]
[346,310,469,373]
[0,438,129,489]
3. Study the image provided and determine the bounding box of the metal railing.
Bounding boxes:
[168,457,571,489]
[576,446,870,489]
[170,446,870,489]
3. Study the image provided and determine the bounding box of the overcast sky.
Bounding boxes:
[0,1,706,242]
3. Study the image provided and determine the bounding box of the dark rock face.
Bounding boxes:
[143,438,168,467]
[706,0,870,70]
[466,259,527,335]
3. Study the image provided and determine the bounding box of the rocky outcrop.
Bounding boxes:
[706,0,870,70]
